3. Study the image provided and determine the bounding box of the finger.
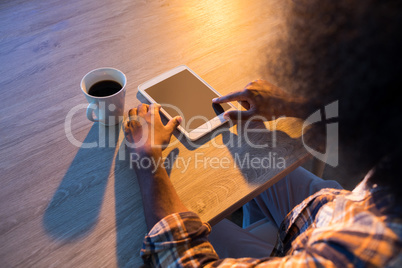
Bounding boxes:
[165,116,182,133]
[137,103,149,116]
[128,108,138,125]
[239,100,250,110]
[123,120,130,131]
[149,103,162,118]
[223,109,256,121]
[149,103,163,126]
[124,118,136,132]
[212,91,249,103]
[128,108,138,117]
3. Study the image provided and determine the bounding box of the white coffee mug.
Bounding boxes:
[81,68,127,126]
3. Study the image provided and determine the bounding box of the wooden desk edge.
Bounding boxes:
[207,153,312,226]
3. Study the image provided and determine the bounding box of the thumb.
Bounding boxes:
[223,109,255,121]
[166,116,182,132]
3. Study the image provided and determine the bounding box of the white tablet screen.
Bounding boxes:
[144,69,231,132]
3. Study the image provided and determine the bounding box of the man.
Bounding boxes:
[124,0,402,266]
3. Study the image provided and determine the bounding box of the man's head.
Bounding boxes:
[266,0,402,195]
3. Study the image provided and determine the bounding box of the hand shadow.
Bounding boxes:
[221,120,292,185]
[114,144,180,267]
[43,123,119,241]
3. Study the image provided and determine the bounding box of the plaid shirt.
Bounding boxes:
[141,184,402,267]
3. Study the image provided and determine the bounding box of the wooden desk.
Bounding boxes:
[0,0,310,266]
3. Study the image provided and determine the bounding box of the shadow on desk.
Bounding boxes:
[221,121,292,185]
[113,140,179,267]
[43,124,118,240]
[113,141,144,267]
[42,119,180,267]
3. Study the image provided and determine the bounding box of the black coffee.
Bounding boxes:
[88,80,122,97]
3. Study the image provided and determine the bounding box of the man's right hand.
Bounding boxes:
[212,79,308,121]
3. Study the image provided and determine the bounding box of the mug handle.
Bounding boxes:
[86,101,100,122]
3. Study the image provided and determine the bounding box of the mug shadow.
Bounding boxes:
[43,123,119,241]
[113,142,180,267]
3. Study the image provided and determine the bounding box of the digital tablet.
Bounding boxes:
[138,65,236,141]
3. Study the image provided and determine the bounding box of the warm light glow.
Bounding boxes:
[182,0,245,51]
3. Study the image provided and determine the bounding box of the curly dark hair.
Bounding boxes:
[266,0,402,200]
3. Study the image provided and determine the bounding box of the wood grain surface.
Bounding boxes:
[0,0,310,267]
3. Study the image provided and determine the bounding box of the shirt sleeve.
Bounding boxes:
[140,212,338,267]
[141,189,402,267]
[141,212,219,267]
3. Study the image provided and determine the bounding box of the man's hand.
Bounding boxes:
[124,103,182,156]
[213,79,308,120]
[123,103,187,231]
